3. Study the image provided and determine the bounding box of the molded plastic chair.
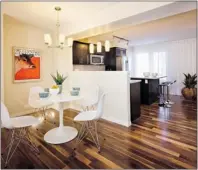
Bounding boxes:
[73,93,106,152]
[28,86,53,119]
[80,85,100,111]
[1,102,40,168]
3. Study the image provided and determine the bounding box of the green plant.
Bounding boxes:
[183,73,197,88]
[51,71,67,85]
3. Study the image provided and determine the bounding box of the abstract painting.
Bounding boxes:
[13,47,41,83]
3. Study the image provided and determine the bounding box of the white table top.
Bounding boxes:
[38,93,83,103]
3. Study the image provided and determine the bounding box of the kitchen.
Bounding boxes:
[72,36,167,122]
[72,37,145,122]
[72,38,129,72]
[71,9,197,124]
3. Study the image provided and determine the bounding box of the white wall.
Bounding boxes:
[68,71,131,127]
[3,14,54,116]
[2,14,74,116]
[1,11,4,102]
[129,38,196,95]
[126,46,134,73]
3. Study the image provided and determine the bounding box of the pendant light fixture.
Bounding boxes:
[97,42,102,53]
[105,40,110,52]
[89,44,94,54]
[44,7,73,49]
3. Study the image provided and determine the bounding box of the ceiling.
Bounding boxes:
[2,1,196,46]
[84,9,197,46]
[2,2,173,35]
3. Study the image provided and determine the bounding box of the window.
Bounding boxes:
[153,52,166,76]
[135,53,149,76]
[134,52,167,78]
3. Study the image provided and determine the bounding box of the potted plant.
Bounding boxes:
[181,73,197,100]
[51,71,67,94]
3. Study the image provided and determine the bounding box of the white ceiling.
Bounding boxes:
[2,2,173,35]
[2,2,117,33]
[2,1,196,46]
[70,1,197,40]
[86,10,197,46]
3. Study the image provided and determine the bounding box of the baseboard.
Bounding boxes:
[102,115,131,127]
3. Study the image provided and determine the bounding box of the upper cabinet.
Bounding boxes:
[115,47,127,56]
[73,41,89,65]
[104,47,127,71]
[73,41,106,65]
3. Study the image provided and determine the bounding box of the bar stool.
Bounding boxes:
[166,80,176,105]
[158,84,165,107]
[158,80,176,108]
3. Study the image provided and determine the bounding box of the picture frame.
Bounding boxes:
[13,47,42,83]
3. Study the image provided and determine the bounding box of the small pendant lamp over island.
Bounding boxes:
[97,42,102,53]
[105,40,110,52]
[89,44,94,54]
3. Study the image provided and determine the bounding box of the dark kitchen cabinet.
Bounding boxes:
[115,47,126,56]
[104,47,126,71]
[73,41,106,65]
[130,82,141,122]
[130,78,160,105]
[104,49,116,71]
[73,41,89,65]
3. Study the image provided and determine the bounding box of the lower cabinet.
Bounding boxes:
[130,82,141,122]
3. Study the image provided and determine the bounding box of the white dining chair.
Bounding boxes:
[1,102,40,168]
[73,93,106,152]
[80,85,100,111]
[28,86,53,120]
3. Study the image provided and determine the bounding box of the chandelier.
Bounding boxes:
[44,7,73,49]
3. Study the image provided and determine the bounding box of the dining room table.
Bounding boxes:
[38,93,83,144]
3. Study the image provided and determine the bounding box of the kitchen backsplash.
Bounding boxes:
[73,65,105,71]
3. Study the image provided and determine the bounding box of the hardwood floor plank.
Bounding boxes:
[156,136,197,151]
[85,148,122,169]
[1,95,197,169]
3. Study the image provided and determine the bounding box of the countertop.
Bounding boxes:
[130,80,141,84]
[130,76,167,80]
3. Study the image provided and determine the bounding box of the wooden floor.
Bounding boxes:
[1,96,197,169]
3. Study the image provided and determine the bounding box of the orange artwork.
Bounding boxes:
[13,47,41,82]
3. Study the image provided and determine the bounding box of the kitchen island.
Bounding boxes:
[130,80,141,122]
[130,76,167,105]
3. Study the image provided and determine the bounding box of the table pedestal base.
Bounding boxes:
[44,126,78,144]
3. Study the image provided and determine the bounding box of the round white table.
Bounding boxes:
[41,94,82,144]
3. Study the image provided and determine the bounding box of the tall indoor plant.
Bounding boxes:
[181,73,197,100]
[51,71,67,94]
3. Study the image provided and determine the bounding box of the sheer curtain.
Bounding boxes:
[129,38,196,95]
[135,53,150,76]
[134,52,167,80]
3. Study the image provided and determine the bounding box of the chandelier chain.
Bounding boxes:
[56,9,60,45]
